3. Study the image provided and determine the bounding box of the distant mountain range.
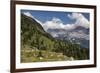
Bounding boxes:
[47,26,89,48]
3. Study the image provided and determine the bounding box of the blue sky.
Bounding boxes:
[21,10,90,24]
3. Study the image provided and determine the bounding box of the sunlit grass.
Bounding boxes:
[21,47,74,63]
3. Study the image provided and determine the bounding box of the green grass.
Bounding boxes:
[21,48,74,63]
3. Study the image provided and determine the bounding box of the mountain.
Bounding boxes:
[47,26,89,48]
[21,13,55,49]
[21,13,89,62]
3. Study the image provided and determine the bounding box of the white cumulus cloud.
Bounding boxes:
[42,13,89,31]
[43,17,64,31]
[68,13,89,28]
[42,17,76,31]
